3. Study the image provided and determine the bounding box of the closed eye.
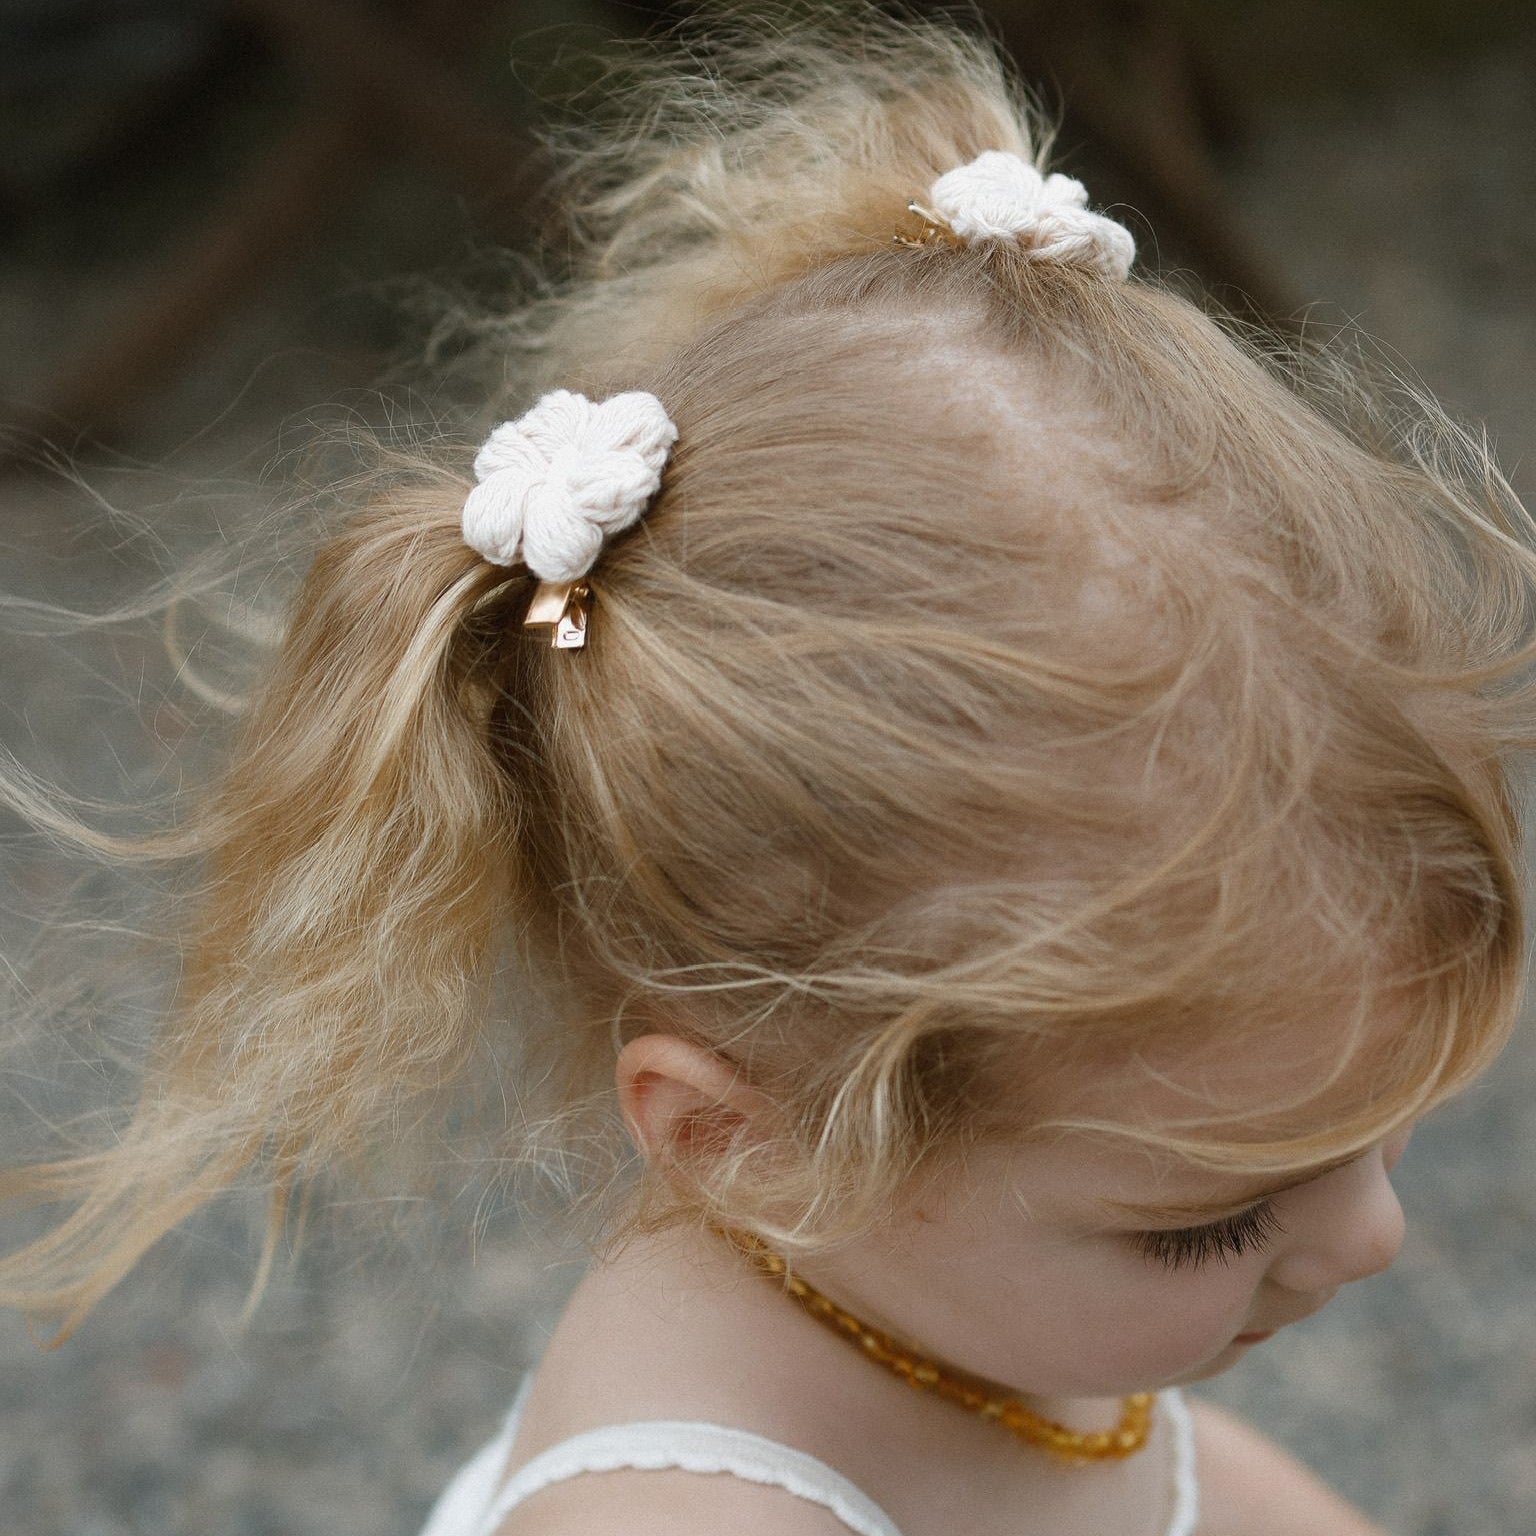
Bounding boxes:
[1132,1200,1285,1271]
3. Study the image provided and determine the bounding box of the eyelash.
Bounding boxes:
[1133,1200,1285,1271]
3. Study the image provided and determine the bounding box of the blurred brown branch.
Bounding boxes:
[8,0,545,465]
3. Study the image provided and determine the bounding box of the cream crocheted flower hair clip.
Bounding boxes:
[895,149,1135,280]
[461,388,678,649]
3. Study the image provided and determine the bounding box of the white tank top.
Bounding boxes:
[417,1375,1200,1536]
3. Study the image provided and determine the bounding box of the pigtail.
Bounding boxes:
[0,473,527,1340]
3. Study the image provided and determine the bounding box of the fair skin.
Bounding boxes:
[490,1031,1407,1536]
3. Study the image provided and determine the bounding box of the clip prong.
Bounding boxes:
[892,200,964,250]
[522,579,591,649]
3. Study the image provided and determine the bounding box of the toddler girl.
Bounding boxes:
[5,7,1536,1535]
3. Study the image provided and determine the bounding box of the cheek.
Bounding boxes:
[922,1235,1267,1395]
[1094,1254,1261,1374]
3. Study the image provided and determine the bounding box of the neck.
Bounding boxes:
[556,1218,1125,1445]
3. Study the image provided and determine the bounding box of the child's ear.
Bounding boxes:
[615,1033,776,1165]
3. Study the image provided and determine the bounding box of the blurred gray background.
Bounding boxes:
[1,2,1534,1533]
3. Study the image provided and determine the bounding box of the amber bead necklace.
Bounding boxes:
[716,1226,1154,1465]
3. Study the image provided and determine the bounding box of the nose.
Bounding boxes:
[1266,1149,1406,1294]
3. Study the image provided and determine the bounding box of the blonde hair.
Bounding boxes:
[5,2,1536,1340]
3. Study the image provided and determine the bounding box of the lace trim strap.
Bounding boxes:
[473,1414,905,1536]
[469,1386,1197,1536]
[1161,1388,1201,1536]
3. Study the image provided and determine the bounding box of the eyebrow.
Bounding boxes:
[1099,1154,1361,1226]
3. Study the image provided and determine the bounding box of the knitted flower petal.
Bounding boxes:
[520,389,592,459]
[1081,215,1137,280]
[1039,172,1090,211]
[472,425,544,485]
[588,392,680,473]
[461,471,534,568]
[521,478,607,583]
[566,449,665,532]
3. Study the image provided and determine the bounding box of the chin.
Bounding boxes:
[1158,1338,1254,1388]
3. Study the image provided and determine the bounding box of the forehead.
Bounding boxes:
[1008,985,1424,1178]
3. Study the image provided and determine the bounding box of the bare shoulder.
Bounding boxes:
[1187,1397,1391,1536]
[486,1465,859,1536]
